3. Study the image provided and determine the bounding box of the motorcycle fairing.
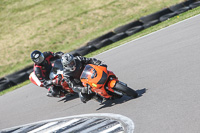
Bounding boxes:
[29,72,43,87]
[97,71,108,84]
[81,64,108,87]
[81,64,118,98]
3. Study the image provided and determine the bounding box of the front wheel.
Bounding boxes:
[114,82,138,98]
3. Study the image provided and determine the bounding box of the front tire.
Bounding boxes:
[114,82,138,98]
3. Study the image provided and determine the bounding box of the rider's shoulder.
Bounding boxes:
[75,56,81,60]
[43,51,53,57]
[75,56,88,62]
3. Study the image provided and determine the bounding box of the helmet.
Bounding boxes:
[31,50,45,65]
[61,53,76,71]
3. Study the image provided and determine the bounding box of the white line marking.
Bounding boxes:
[27,121,58,133]
[3,113,134,133]
[99,124,121,133]
[39,118,80,133]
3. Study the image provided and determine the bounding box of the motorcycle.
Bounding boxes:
[80,64,138,102]
[29,59,74,95]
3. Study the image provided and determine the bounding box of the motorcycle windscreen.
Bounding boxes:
[80,65,97,79]
[49,59,63,80]
[52,59,63,73]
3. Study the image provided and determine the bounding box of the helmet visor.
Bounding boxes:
[67,60,76,71]
[33,54,44,65]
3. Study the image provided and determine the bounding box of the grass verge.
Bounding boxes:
[0,0,185,78]
[1,6,200,96]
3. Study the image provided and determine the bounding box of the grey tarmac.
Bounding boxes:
[0,14,200,133]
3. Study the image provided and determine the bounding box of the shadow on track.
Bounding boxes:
[58,93,79,102]
[136,88,147,97]
[96,88,147,110]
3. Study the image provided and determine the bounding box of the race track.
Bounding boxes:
[0,14,200,133]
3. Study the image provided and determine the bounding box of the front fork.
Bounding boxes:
[118,81,127,87]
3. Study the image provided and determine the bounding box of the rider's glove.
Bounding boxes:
[63,78,73,88]
[43,80,53,87]
[92,58,102,65]
[54,52,64,58]
[52,74,63,85]
[57,74,62,84]
[72,86,85,93]
[72,86,91,94]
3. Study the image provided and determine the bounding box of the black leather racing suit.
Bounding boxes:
[33,51,64,97]
[63,56,102,102]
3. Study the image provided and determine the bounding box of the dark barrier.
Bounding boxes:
[75,45,97,56]
[142,19,160,28]
[140,8,172,28]
[5,71,29,85]
[170,3,186,11]
[189,1,200,8]
[183,0,197,6]
[1,0,199,92]
[69,50,81,56]
[160,12,178,22]
[69,45,97,56]
[23,66,33,74]
[169,2,190,14]
[5,66,32,85]
[173,7,190,15]
[92,39,113,49]
[109,32,128,43]
[26,67,33,75]
[113,20,143,34]
[87,31,115,46]
[125,26,144,36]
[0,78,15,91]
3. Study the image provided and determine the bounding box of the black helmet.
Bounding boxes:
[31,50,45,65]
[61,53,76,71]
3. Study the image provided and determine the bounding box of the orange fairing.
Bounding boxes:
[80,64,108,87]
[80,64,117,99]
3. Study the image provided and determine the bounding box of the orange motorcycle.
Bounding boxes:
[80,64,138,101]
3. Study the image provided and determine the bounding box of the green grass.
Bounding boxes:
[1,6,200,96]
[0,0,185,78]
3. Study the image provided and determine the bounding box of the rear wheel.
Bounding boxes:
[114,82,138,98]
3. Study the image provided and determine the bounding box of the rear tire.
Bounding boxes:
[114,82,138,98]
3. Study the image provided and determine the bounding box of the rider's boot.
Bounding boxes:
[78,92,92,103]
[93,95,104,103]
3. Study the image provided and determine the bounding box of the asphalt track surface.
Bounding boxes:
[1,14,200,133]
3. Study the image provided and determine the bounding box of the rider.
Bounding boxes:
[31,50,64,97]
[61,53,103,103]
